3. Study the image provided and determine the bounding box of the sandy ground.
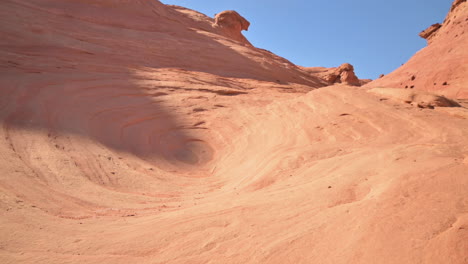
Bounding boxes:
[1,1,467,263]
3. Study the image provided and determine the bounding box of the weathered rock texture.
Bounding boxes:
[302,63,364,86]
[419,23,442,43]
[367,0,468,98]
[214,10,252,45]
[369,88,461,108]
[0,1,467,264]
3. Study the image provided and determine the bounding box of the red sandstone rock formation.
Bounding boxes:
[214,10,252,46]
[367,0,468,98]
[0,1,467,264]
[302,63,364,86]
[419,23,442,43]
[335,63,361,86]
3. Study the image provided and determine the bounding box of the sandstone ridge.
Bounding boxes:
[367,0,468,98]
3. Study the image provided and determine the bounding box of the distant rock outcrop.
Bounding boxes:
[302,63,363,86]
[334,63,361,86]
[214,10,252,46]
[419,23,442,44]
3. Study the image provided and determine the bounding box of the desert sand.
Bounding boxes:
[0,1,467,263]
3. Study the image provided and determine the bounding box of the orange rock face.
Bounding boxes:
[0,1,467,264]
[302,63,364,86]
[366,0,468,98]
[419,23,442,43]
[214,10,252,45]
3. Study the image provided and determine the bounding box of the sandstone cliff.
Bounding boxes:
[366,0,468,98]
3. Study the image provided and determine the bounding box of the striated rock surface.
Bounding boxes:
[367,0,468,98]
[1,1,467,264]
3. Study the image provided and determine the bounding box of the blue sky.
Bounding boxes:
[159,0,451,80]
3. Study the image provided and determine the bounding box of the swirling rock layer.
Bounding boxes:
[1,1,467,264]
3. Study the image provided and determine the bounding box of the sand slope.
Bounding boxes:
[1,1,467,263]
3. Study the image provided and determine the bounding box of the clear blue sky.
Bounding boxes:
[159,0,451,80]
